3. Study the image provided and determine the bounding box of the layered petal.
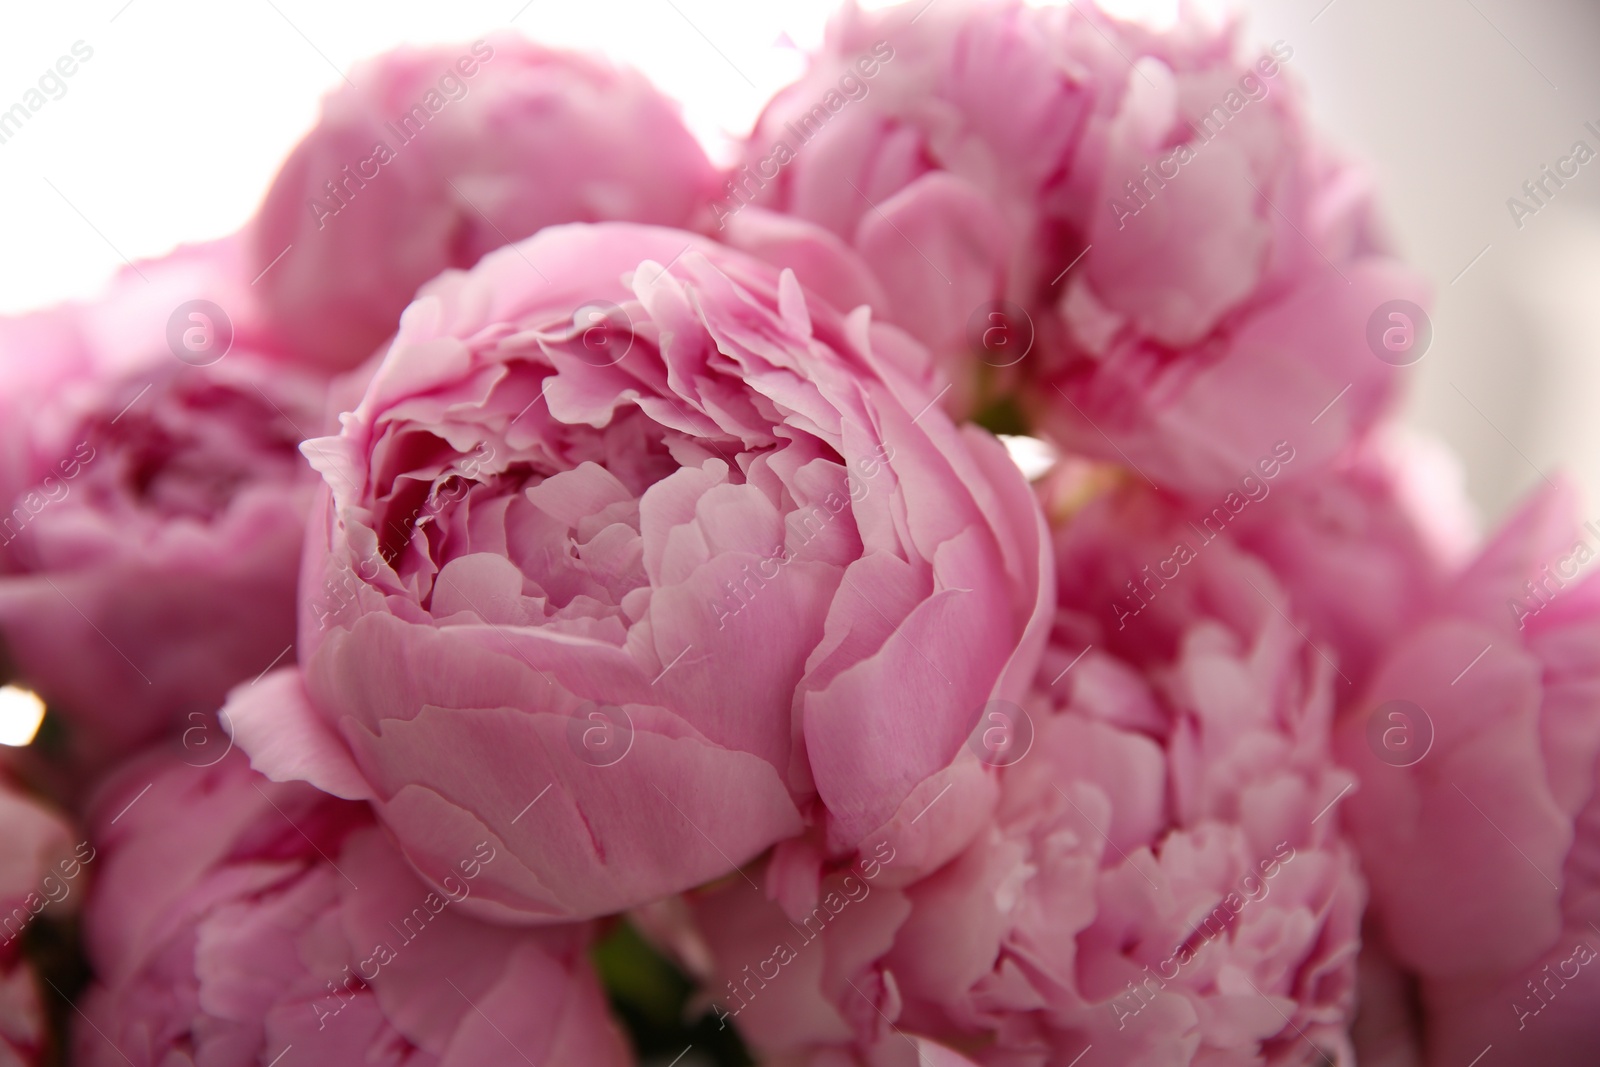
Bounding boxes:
[0,251,328,766]
[73,750,630,1067]
[678,478,1363,1066]
[252,36,719,370]
[236,222,1051,923]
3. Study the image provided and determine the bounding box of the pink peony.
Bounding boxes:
[0,237,271,507]
[676,480,1363,1066]
[0,774,77,1066]
[1225,428,1476,697]
[252,36,720,371]
[732,0,1423,497]
[74,749,630,1067]
[0,246,327,764]
[226,221,1052,924]
[1333,480,1600,1064]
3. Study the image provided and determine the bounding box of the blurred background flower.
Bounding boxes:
[1,0,1598,525]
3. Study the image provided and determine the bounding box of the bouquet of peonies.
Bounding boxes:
[1,2,1596,1064]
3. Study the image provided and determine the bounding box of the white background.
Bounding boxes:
[2,0,1598,524]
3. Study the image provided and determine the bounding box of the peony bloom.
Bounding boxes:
[733,0,1423,498]
[0,236,271,508]
[0,247,327,765]
[0,773,77,1066]
[252,36,720,371]
[1225,428,1476,697]
[226,221,1052,924]
[676,480,1364,1066]
[74,749,631,1067]
[1333,480,1600,1064]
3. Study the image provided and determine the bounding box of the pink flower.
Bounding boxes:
[251,36,720,371]
[1333,480,1600,1063]
[74,750,630,1067]
[726,0,1083,383]
[0,236,271,505]
[1226,428,1477,696]
[0,774,76,1067]
[733,0,1423,498]
[0,247,327,764]
[226,221,1052,924]
[674,482,1363,1065]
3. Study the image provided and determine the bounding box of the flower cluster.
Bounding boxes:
[0,3,1595,1066]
